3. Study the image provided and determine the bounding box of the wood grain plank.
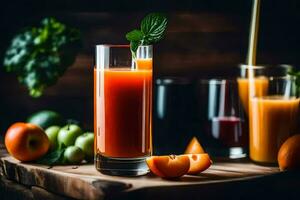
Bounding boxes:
[0,176,34,200]
[0,145,285,200]
[0,157,129,200]
[0,154,280,200]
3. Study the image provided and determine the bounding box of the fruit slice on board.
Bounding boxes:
[146,155,190,178]
[185,137,205,154]
[186,153,212,175]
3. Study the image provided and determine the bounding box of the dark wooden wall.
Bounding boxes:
[0,0,299,134]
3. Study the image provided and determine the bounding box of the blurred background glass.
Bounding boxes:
[249,74,299,164]
[153,77,198,155]
[197,79,247,158]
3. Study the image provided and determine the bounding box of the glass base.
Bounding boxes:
[207,147,248,159]
[250,157,278,166]
[95,153,149,176]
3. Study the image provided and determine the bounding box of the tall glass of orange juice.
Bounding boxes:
[94,45,152,176]
[237,65,268,115]
[249,76,299,164]
[236,65,268,157]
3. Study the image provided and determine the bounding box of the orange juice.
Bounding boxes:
[94,59,152,158]
[249,96,300,163]
[136,58,152,70]
[237,77,269,114]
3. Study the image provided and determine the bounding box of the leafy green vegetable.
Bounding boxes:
[36,148,66,165]
[126,13,168,58]
[3,17,81,97]
[287,68,300,96]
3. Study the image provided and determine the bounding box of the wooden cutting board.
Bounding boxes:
[0,146,282,200]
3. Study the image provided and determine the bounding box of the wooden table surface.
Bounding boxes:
[0,144,300,200]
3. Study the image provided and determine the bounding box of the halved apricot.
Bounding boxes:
[146,155,190,178]
[145,156,165,177]
[186,153,212,174]
[184,137,205,154]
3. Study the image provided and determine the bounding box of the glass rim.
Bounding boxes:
[96,44,130,48]
[156,77,191,85]
[137,45,153,48]
[199,79,237,85]
[95,44,153,48]
[269,75,297,81]
[239,64,267,70]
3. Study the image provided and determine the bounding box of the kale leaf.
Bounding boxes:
[3,17,81,97]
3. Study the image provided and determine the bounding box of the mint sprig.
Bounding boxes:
[126,13,168,58]
[126,29,144,41]
[141,13,168,43]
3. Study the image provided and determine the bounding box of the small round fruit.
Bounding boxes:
[27,110,64,129]
[63,146,85,164]
[5,122,50,162]
[75,132,94,158]
[45,126,61,151]
[146,155,190,178]
[278,134,300,171]
[57,124,83,147]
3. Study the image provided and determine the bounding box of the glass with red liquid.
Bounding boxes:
[198,79,247,158]
[94,45,152,176]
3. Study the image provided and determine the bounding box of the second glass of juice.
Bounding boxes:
[249,75,299,164]
[94,45,152,176]
[237,65,268,115]
[199,79,247,158]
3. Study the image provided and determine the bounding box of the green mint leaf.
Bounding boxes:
[141,13,168,43]
[36,148,65,165]
[125,13,168,58]
[126,29,144,41]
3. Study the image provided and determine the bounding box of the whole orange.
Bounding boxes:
[278,134,300,171]
[5,122,50,162]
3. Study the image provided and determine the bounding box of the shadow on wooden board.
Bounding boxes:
[113,172,300,200]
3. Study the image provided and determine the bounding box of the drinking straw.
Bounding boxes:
[247,0,260,66]
[247,0,261,98]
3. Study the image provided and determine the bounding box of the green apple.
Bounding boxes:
[58,124,83,148]
[45,126,61,151]
[75,132,94,159]
[63,146,84,164]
